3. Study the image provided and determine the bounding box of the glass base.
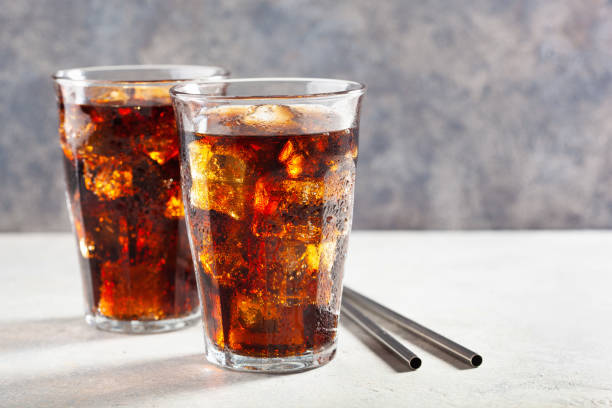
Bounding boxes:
[204,339,338,373]
[85,309,200,334]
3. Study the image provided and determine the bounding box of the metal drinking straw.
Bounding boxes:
[343,286,483,367]
[342,297,422,370]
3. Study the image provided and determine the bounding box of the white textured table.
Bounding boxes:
[1,232,611,407]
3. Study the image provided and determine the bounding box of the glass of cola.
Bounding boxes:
[54,65,228,333]
[171,78,365,372]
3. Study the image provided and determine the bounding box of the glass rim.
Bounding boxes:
[170,77,367,101]
[52,64,230,86]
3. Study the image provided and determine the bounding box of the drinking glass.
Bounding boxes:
[54,65,229,333]
[171,78,365,371]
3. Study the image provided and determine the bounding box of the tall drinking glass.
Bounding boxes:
[54,65,229,333]
[171,78,365,371]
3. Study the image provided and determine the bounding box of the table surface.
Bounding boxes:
[1,232,611,408]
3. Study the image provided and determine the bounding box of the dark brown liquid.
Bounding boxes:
[59,98,197,321]
[181,107,358,357]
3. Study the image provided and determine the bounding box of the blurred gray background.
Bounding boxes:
[2,0,612,231]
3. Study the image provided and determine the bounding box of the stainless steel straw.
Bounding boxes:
[342,297,422,370]
[343,286,483,367]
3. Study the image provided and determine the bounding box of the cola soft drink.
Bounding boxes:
[180,105,358,358]
[58,88,198,325]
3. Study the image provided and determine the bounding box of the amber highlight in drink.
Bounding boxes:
[54,66,228,333]
[172,78,365,372]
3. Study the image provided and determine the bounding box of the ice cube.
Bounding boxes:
[299,239,340,308]
[206,150,248,183]
[304,243,320,270]
[188,139,250,184]
[59,105,97,161]
[278,139,295,162]
[243,104,296,126]
[253,238,336,305]
[194,105,250,134]
[323,160,355,202]
[240,104,302,134]
[238,298,263,329]
[188,140,214,181]
[251,238,319,304]
[83,156,133,200]
[191,180,247,220]
[295,104,352,134]
[253,176,322,215]
[190,183,210,213]
[235,294,280,333]
[132,86,172,104]
[199,246,217,279]
[188,140,252,219]
[279,141,305,177]
[252,177,324,243]
[197,214,250,286]
[88,87,131,105]
[199,240,249,287]
[280,179,324,207]
[318,240,337,274]
[278,138,328,178]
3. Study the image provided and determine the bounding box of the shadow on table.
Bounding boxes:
[2,353,268,408]
[0,316,118,352]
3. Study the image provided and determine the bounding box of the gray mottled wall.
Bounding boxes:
[2,0,612,231]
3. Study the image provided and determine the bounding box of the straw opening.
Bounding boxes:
[410,357,422,369]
